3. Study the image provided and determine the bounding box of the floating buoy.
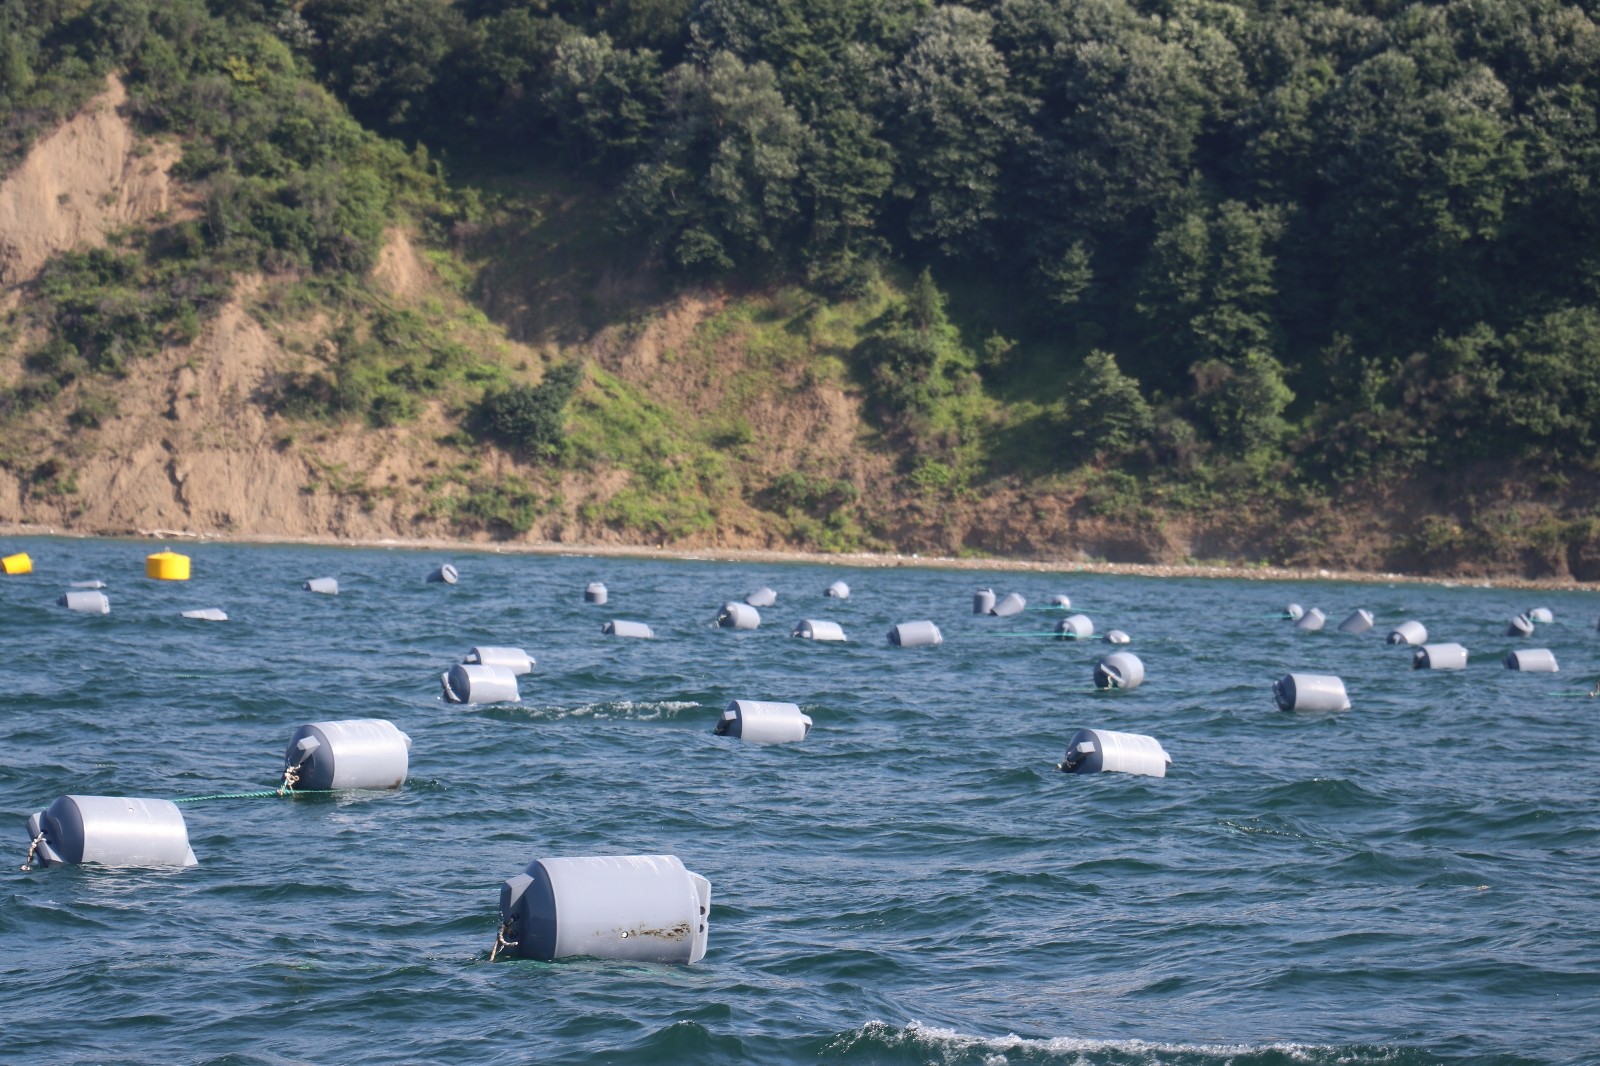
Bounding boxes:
[713,700,812,744]
[888,620,941,647]
[1094,652,1144,690]
[1055,614,1094,640]
[825,581,850,599]
[973,589,995,615]
[1506,614,1534,638]
[70,580,105,589]
[1049,594,1071,608]
[3,552,33,575]
[181,608,227,621]
[1413,643,1468,670]
[745,587,777,607]
[441,663,520,704]
[463,646,534,675]
[1060,728,1170,777]
[58,590,109,614]
[601,620,653,638]
[1104,629,1130,644]
[23,796,196,869]
[427,564,459,585]
[718,603,760,630]
[1504,648,1558,672]
[585,582,607,604]
[1295,608,1325,631]
[1338,609,1373,634]
[1283,603,1304,621]
[304,577,338,595]
[496,854,711,964]
[1273,673,1350,712]
[1387,621,1427,646]
[283,718,411,791]
[990,592,1026,617]
[145,550,190,581]
[792,619,846,641]
[1528,607,1553,624]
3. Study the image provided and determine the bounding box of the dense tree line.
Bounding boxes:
[288,0,1600,480]
[8,0,1600,487]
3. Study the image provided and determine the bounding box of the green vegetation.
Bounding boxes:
[473,362,582,456]
[5,0,1600,571]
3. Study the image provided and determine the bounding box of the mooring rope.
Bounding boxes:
[171,787,344,804]
[20,832,45,871]
[490,921,519,962]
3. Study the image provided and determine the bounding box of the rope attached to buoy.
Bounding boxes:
[172,787,344,804]
[20,832,45,871]
[490,921,519,962]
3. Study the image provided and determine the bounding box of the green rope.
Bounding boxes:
[172,788,345,803]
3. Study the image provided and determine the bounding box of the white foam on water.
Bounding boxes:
[829,1021,1408,1065]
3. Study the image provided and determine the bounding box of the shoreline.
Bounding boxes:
[6,521,1598,592]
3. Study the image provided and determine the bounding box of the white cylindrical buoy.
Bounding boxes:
[1049,594,1071,608]
[283,719,411,791]
[304,577,339,595]
[1414,643,1469,670]
[1528,607,1553,624]
[888,620,942,647]
[180,608,227,621]
[718,603,760,629]
[464,646,535,675]
[973,589,995,614]
[1104,629,1130,644]
[1060,728,1170,777]
[441,663,520,704]
[1055,614,1094,640]
[1506,614,1534,638]
[745,587,777,607]
[498,854,711,964]
[585,582,608,604]
[991,592,1027,617]
[792,619,846,641]
[825,580,850,599]
[58,590,109,614]
[24,796,197,869]
[1284,603,1304,620]
[1094,652,1144,690]
[70,580,106,589]
[1387,621,1428,646]
[1504,648,1559,672]
[602,620,654,638]
[1273,673,1350,712]
[714,699,813,744]
[1295,608,1325,631]
[1338,609,1374,634]
[427,564,459,585]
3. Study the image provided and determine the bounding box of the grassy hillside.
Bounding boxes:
[3,0,1600,579]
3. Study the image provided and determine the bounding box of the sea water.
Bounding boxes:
[1,537,1596,1065]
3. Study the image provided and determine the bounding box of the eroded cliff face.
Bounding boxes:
[3,78,1595,581]
[0,75,177,289]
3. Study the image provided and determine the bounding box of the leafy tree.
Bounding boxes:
[887,6,1026,257]
[542,33,662,170]
[1063,350,1153,457]
[475,363,585,456]
[619,51,806,272]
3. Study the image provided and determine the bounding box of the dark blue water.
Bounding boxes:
[2,536,1597,1065]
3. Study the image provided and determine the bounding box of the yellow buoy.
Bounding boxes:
[146,550,191,581]
[3,552,33,575]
